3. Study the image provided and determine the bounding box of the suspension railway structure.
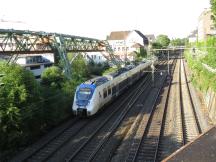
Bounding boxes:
[0,29,121,78]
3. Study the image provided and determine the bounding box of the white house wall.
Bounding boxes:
[108,31,146,61]
[126,31,144,47]
[16,53,54,79]
[42,53,54,63]
[25,65,45,77]
[16,57,26,64]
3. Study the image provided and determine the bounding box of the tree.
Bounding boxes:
[41,66,65,88]
[170,38,188,46]
[155,35,170,48]
[152,42,163,49]
[211,0,216,26]
[0,62,41,152]
[71,55,89,81]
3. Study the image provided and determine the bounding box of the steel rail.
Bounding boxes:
[125,61,169,162]
[179,58,187,145]
[65,74,152,162]
[182,59,202,134]
[153,58,177,162]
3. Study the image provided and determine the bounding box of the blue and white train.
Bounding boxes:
[72,57,158,116]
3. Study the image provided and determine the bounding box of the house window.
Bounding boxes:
[114,47,116,51]
[122,47,125,51]
[35,75,41,79]
[118,47,121,51]
[30,65,41,70]
[126,47,129,51]
[94,55,96,59]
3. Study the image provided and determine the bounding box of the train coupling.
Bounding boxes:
[77,108,87,116]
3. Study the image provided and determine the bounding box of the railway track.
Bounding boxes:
[156,58,184,161]
[124,59,176,162]
[12,71,153,162]
[65,72,160,162]
[153,57,203,161]
[180,58,201,143]
[91,61,170,162]
[12,59,190,162]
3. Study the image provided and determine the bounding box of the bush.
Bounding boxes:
[87,61,110,76]
[41,66,65,88]
[201,37,216,68]
[0,54,92,160]
[185,50,216,92]
[0,62,42,156]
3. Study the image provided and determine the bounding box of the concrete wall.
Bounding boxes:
[204,89,216,124]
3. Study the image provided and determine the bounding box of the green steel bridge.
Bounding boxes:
[0,29,121,78]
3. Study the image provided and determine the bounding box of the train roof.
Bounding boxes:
[84,76,109,87]
[105,65,137,79]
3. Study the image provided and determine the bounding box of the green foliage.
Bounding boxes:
[155,35,170,48]
[0,52,112,160]
[41,66,65,88]
[87,61,110,76]
[71,55,89,81]
[102,66,118,75]
[0,62,42,155]
[136,48,147,58]
[151,42,163,49]
[201,36,216,68]
[211,0,216,27]
[0,60,84,160]
[170,38,188,46]
[185,49,216,92]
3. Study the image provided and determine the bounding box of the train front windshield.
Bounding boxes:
[77,88,92,100]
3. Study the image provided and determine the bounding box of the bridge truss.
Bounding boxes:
[0,29,121,78]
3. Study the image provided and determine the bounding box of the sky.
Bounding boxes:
[0,0,210,39]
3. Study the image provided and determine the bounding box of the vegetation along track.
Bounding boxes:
[12,60,171,162]
[12,70,152,162]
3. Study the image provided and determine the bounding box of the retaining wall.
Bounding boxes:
[204,89,216,124]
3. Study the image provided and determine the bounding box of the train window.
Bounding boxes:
[108,87,111,95]
[103,89,107,98]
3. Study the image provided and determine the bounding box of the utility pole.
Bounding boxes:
[151,62,155,87]
[149,45,155,87]
[124,40,127,65]
[168,50,170,75]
